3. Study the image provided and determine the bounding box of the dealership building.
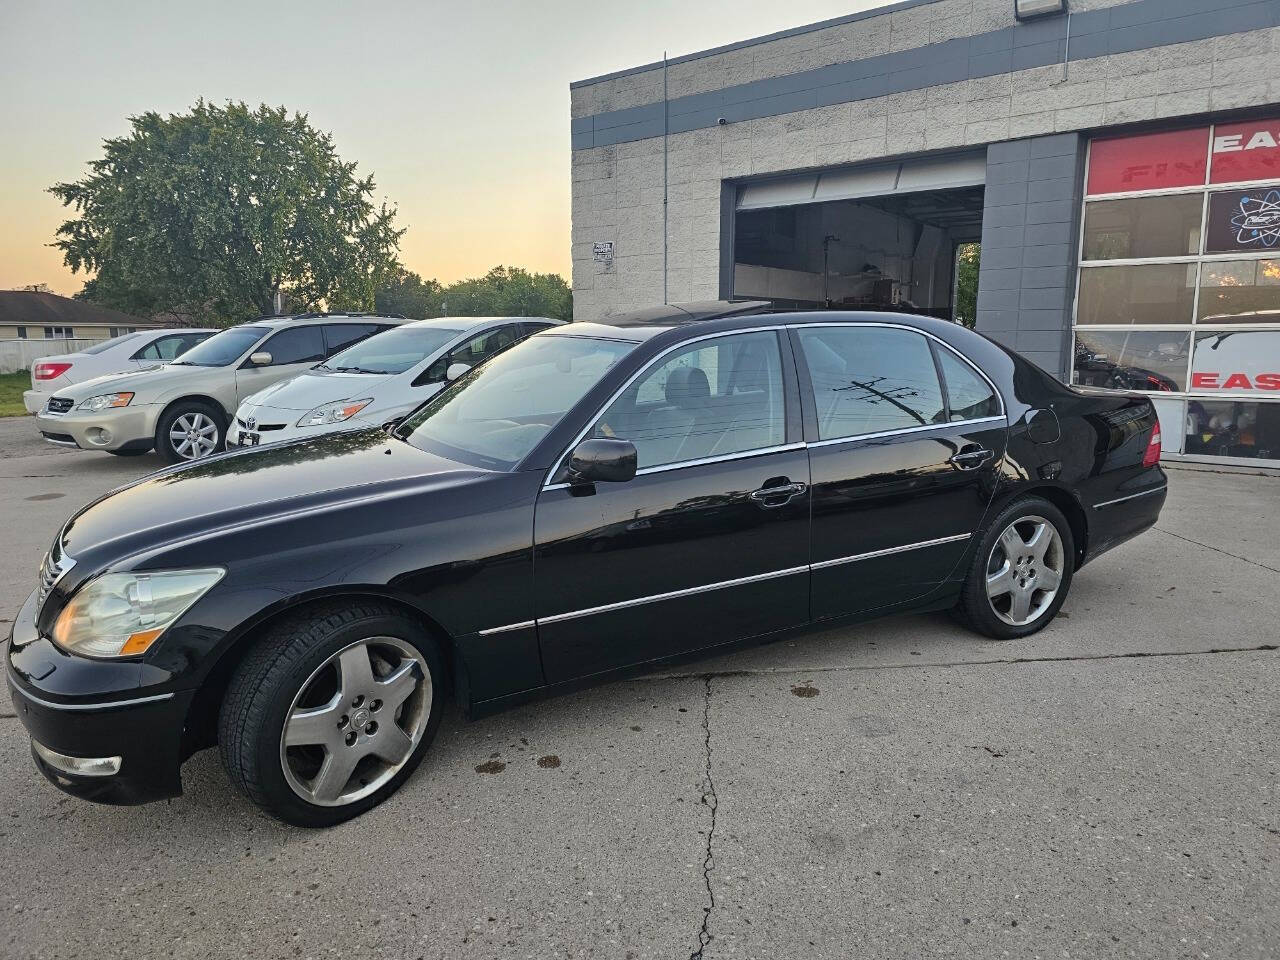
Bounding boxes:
[569,0,1280,466]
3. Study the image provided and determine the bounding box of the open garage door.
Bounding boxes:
[732,152,985,321]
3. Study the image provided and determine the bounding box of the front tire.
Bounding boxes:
[218,601,444,827]
[155,400,224,464]
[954,496,1075,640]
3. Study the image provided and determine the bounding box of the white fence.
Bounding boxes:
[0,339,99,376]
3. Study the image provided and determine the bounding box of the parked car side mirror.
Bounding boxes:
[249,351,272,366]
[568,438,637,485]
[445,361,472,382]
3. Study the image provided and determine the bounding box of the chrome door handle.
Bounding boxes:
[749,481,807,508]
[949,447,993,470]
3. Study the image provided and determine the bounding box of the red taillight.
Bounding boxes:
[1142,423,1162,468]
[33,362,72,381]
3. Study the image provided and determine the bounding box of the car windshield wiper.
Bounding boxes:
[330,365,389,374]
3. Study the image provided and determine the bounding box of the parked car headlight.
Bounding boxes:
[51,568,224,658]
[78,392,134,412]
[296,398,372,427]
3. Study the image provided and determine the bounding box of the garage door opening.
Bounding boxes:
[731,153,986,324]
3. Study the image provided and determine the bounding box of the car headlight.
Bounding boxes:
[51,568,224,658]
[78,392,134,412]
[296,398,372,428]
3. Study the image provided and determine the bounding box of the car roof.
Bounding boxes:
[398,316,555,331]
[247,314,410,330]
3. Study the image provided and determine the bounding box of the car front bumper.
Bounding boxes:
[6,590,192,805]
[227,405,380,448]
[33,404,160,452]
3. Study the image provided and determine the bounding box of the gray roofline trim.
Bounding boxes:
[570,0,938,89]
[571,0,1279,150]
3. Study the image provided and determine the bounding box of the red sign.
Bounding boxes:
[1191,331,1280,394]
[1211,119,1280,184]
[1087,128,1209,196]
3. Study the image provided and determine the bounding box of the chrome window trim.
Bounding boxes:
[543,325,790,488]
[806,416,1007,450]
[478,531,975,634]
[810,532,971,570]
[1092,485,1167,509]
[543,441,807,491]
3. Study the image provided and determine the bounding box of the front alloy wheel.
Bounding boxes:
[280,637,431,807]
[169,411,219,460]
[219,602,444,826]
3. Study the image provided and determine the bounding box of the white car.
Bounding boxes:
[227,316,562,449]
[23,328,214,413]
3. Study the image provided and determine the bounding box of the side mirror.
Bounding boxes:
[249,351,272,366]
[445,361,472,382]
[568,438,637,485]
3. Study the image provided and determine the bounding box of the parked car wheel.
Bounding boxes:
[156,400,224,463]
[954,497,1075,640]
[218,601,444,827]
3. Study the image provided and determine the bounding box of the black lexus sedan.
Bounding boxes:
[7,302,1167,826]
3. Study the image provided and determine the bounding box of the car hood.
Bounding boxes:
[55,363,194,399]
[245,369,395,411]
[58,428,491,569]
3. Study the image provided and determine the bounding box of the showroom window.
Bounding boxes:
[1074,119,1280,466]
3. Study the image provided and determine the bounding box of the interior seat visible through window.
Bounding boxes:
[590,330,785,469]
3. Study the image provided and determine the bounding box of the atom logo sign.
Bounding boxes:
[1231,190,1280,248]
[1207,186,1280,254]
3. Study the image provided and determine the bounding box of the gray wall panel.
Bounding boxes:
[976,134,1085,382]
[574,0,1274,149]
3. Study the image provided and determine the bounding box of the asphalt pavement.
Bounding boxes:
[1,415,1277,960]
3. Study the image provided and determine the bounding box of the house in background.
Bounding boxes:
[0,289,157,342]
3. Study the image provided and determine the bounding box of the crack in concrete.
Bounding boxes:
[1153,527,1280,574]
[689,675,718,960]
[650,644,1279,683]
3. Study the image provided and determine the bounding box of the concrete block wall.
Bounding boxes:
[975,133,1085,380]
[570,0,1280,321]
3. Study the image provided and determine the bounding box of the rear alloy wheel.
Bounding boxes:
[954,497,1075,640]
[984,516,1064,627]
[156,401,224,464]
[219,602,444,826]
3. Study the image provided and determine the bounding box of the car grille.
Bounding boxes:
[236,417,286,431]
[45,396,74,416]
[36,531,75,613]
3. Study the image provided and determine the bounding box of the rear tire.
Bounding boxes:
[954,496,1075,640]
[218,601,444,827]
[155,400,224,464]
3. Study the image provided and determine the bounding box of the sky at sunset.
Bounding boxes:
[0,0,888,298]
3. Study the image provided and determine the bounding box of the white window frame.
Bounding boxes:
[1072,125,1280,468]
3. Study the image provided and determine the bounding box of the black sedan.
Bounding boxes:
[7,303,1168,826]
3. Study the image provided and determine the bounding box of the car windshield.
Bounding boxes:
[81,333,141,355]
[170,326,267,366]
[399,334,636,469]
[318,325,461,375]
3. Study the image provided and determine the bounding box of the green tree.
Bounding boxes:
[50,100,403,325]
[374,265,573,322]
[954,242,981,329]
[374,268,444,319]
[438,266,572,321]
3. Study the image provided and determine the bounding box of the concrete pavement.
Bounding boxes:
[0,416,1277,959]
